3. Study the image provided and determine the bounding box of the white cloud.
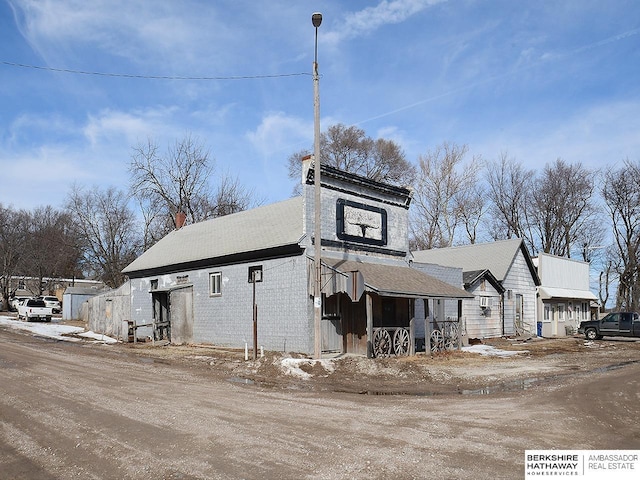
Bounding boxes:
[246,112,311,158]
[325,0,446,45]
[470,99,640,169]
[7,113,76,145]
[83,107,179,147]
[8,0,225,69]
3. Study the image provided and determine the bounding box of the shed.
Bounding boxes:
[62,287,100,321]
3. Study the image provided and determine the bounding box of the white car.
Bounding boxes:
[9,296,31,312]
[40,296,62,314]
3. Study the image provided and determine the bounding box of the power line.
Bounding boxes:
[1,60,310,80]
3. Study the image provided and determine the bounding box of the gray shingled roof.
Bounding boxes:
[462,269,505,293]
[325,258,472,299]
[123,197,304,275]
[412,238,538,283]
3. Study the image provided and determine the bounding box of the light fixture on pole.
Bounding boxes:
[312,12,322,359]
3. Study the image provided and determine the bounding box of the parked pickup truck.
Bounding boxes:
[578,312,640,340]
[17,298,53,322]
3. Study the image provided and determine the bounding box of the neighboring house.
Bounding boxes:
[5,276,104,300]
[410,262,467,343]
[120,161,470,356]
[534,253,598,337]
[412,238,541,338]
[461,269,506,338]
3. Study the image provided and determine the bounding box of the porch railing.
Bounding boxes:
[372,326,410,357]
[428,318,461,353]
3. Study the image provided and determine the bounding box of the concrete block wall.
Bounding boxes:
[87,281,131,340]
[129,254,313,353]
[303,175,410,259]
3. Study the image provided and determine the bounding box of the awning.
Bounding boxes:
[538,286,598,301]
[321,258,473,300]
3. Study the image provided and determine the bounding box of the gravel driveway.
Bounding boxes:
[1,327,639,479]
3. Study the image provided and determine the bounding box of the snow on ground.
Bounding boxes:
[279,357,336,379]
[462,344,527,357]
[1,314,525,356]
[0,316,117,344]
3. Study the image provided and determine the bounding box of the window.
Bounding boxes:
[558,304,566,321]
[322,293,340,318]
[544,304,551,322]
[209,272,222,296]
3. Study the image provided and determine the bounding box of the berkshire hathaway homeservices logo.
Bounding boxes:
[525,450,639,478]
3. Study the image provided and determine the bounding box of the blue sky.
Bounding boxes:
[1,0,639,211]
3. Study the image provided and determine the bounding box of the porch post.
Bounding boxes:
[424,298,431,355]
[366,293,373,358]
[409,298,415,356]
[457,299,463,351]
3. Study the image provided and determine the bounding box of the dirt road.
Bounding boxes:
[1,327,639,479]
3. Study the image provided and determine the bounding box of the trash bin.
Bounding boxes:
[536,321,542,337]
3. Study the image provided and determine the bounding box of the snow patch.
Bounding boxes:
[77,331,118,344]
[462,345,527,357]
[0,316,117,344]
[280,357,335,379]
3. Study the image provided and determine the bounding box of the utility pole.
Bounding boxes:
[312,12,323,359]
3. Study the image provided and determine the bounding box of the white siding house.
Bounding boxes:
[462,270,505,338]
[534,253,598,337]
[412,239,541,338]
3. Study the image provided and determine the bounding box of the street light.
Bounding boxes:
[312,12,322,359]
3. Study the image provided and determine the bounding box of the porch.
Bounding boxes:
[316,258,472,358]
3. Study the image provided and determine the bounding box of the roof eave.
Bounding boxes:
[123,243,304,279]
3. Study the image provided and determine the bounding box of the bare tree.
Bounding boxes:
[410,142,483,249]
[207,172,255,217]
[23,206,82,295]
[66,185,141,288]
[602,159,640,311]
[130,135,213,228]
[598,247,618,313]
[485,153,534,245]
[131,134,256,245]
[455,182,486,245]
[0,204,29,308]
[528,159,599,257]
[287,124,415,193]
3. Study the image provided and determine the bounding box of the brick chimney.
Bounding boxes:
[175,211,186,230]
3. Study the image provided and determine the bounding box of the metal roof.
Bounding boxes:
[63,287,103,296]
[123,197,304,275]
[325,258,473,299]
[412,238,540,285]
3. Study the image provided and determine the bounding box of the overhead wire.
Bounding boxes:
[0,60,310,80]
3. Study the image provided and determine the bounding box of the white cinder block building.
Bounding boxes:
[122,161,470,356]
